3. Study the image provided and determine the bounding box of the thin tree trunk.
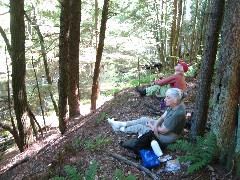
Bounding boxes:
[169,0,177,66]
[174,0,182,57]
[58,0,70,134]
[188,0,199,62]
[95,0,99,54]
[24,13,59,116]
[90,0,109,111]
[68,0,81,118]
[31,57,46,129]
[5,49,20,148]
[190,0,225,139]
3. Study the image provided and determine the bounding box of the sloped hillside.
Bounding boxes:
[0,85,232,180]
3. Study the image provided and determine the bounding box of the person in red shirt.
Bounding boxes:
[136,60,188,96]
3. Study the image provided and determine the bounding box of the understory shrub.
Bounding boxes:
[168,132,218,174]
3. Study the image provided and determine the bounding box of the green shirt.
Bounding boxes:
[163,104,186,135]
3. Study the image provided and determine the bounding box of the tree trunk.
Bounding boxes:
[174,0,182,57]
[90,0,109,111]
[24,13,59,117]
[95,0,99,54]
[211,0,240,177]
[190,0,225,139]
[169,0,177,67]
[68,0,81,118]
[10,0,32,152]
[58,0,70,134]
[188,0,198,62]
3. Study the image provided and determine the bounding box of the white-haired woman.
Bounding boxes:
[108,88,186,158]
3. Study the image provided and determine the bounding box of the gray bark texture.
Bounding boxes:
[211,0,240,177]
[190,0,225,139]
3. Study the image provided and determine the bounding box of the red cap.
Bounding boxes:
[178,60,188,72]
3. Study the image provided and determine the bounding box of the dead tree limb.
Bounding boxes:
[110,153,159,180]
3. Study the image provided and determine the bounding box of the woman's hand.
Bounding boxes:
[146,121,154,130]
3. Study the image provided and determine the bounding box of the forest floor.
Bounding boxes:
[0,78,236,180]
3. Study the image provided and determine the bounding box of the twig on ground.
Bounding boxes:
[110,153,159,180]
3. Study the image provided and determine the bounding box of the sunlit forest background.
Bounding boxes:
[0,0,239,178]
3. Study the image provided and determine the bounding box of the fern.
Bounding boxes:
[114,169,124,180]
[49,177,65,180]
[125,174,137,180]
[85,160,98,180]
[49,162,137,180]
[168,132,218,174]
[95,112,108,124]
[113,169,137,180]
[85,135,111,150]
[65,165,83,180]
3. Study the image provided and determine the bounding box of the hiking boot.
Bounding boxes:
[135,86,146,96]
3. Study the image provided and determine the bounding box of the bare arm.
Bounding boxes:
[153,111,170,135]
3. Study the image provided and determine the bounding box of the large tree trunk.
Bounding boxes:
[68,0,81,118]
[90,0,109,111]
[190,0,225,139]
[211,0,240,177]
[58,0,70,134]
[10,0,32,152]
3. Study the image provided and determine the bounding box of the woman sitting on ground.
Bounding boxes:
[136,60,188,96]
[108,88,186,150]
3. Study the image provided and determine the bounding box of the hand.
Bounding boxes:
[146,121,153,129]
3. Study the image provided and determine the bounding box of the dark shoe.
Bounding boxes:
[135,86,146,96]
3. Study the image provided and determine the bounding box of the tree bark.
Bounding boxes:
[10,0,31,152]
[211,0,240,177]
[169,0,177,67]
[58,0,71,134]
[90,0,109,111]
[190,0,225,139]
[188,0,199,62]
[68,0,81,118]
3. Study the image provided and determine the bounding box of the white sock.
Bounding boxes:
[120,127,125,132]
[151,140,163,157]
[108,118,126,131]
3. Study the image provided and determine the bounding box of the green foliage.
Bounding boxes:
[49,161,97,180]
[114,169,137,180]
[95,112,108,124]
[114,169,124,180]
[185,62,200,77]
[85,135,111,150]
[64,138,84,154]
[168,132,218,174]
[130,72,158,87]
[103,88,121,96]
[65,165,83,180]
[146,85,169,96]
[49,162,137,180]
[49,177,65,180]
[85,160,98,180]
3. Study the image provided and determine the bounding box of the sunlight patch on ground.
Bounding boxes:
[36,95,113,128]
